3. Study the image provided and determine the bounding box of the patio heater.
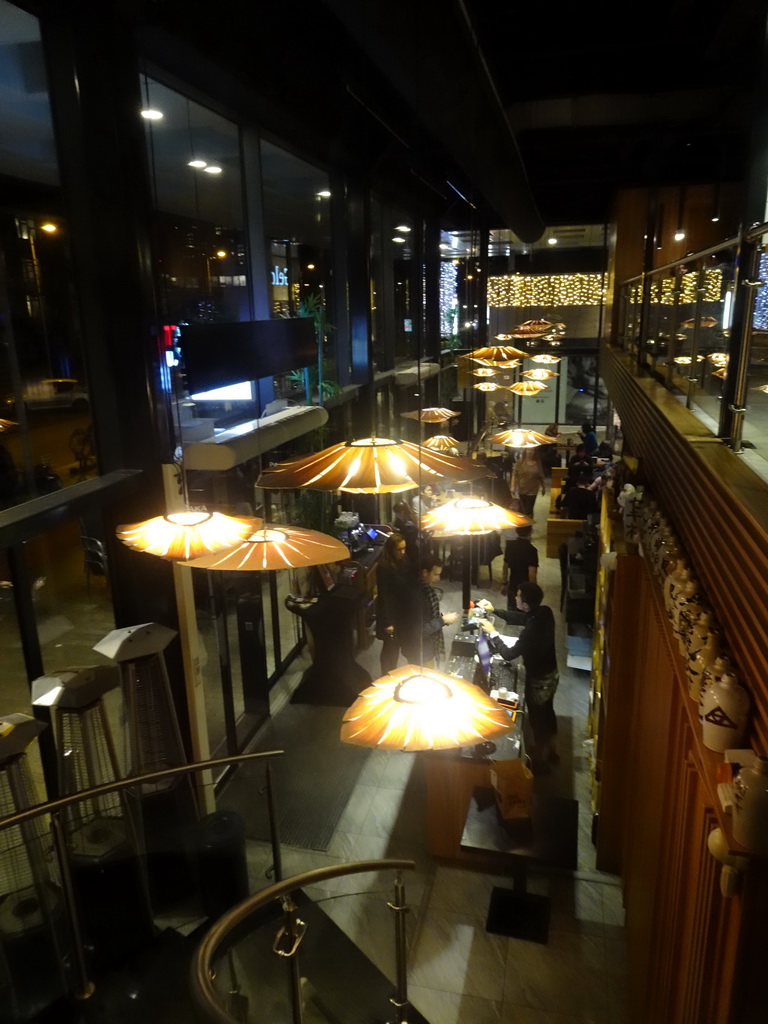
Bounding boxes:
[93,623,199,907]
[0,715,70,1022]
[31,666,154,966]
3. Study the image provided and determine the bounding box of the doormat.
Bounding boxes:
[485,886,551,944]
[217,704,370,852]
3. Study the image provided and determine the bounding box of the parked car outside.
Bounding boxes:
[4,378,89,412]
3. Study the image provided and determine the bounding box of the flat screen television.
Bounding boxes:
[180,318,316,394]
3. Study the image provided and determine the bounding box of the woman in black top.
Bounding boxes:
[375,532,417,674]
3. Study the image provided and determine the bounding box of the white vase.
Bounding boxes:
[672,577,700,640]
[688,634,721,702]
[664,562,689,622]
[685,611,716,662]
[675,581,703,656]
[700,671,749,752]
[733,757,768,855]
[698,655,732,717]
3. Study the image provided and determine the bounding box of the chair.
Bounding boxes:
[81,535,108,595]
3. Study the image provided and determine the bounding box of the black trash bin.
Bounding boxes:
[195,811,249,919]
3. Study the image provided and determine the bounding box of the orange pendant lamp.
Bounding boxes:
[522,368,559,381]
[420,496,530,535]
[184,526,349,571]
[423,434,461,452]
[506,380,548,396]
[487,428,558,448]
[401,407,460,423]
[470,345,527,361]
[256,437,487,494]
[341,665,513,751]
[116,511,261,561]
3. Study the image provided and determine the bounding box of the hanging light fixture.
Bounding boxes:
[423,434,461,451]
[753,383,768,393]
[116,511,261,561]
[708,352,728,366]
[506,380,548,396]
[256,438,487,493]
[401,407,460,423]
[470,345,527,361]
[471,367,497,377]
[680,316,718,329]
[530,354,561,364]
[421,496,529,535]
[510,319,560,338]
[184,525,349,571]
[522,368,559,381]
[487,428,558,449]
[712,367,727,379]
[473,381,503,392]
[0,418,17,431]
[340,664,513,751]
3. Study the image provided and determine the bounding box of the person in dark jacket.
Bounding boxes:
[403,559,459,667]
[478,581,559,773]
[375,532,417,674]
[580,421,598,456]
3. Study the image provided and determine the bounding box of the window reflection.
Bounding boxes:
[0,0,91,508]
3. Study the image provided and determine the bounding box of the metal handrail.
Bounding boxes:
[0,749,284,832]
[190,859,416,1024]
[0,749,285,1001]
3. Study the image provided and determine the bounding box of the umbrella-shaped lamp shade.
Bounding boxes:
[474,382,502,392]
[340,665,513,751]
[471,357,520,369]
[754,383,768,393]
[471,367,498,377]
[421,496,530,535]
[470,345,527,361]
[401,407,459,423]
[423,434,461,452]
[509,319,561,338]
[681,316,718,328]
[507,381,548,396]
[116,511,261,560]
[522,368,559,381]
[256,438,487,493]
[185,526,349,571]
[0,418,17,431]
[530,354,561,364]
[487,428,558,448]
[708,352,729,365]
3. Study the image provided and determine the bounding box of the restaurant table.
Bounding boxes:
[461,785,578,943]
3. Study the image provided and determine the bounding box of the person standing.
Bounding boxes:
[479,581,559,773]
[404,559,459,668]
[580,421,598,456]
[392,500,420,568]
[500,525,538,608]
[375,532,416,674]
[512,448,546,519]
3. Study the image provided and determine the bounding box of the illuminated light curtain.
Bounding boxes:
[487,273,605,308]
[256,438,488,493]
[184,526,349,571]
[643,270,723,306]
[340,665,513,751]
[116,511,261,561]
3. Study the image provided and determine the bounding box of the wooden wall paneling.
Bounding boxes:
[602,343,768,758]
[595,552,645,874]
[622,564,679,1016]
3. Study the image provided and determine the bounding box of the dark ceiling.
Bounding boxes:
[463,0,768,225]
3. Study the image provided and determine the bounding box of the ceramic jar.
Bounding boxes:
[664,561,690,623]
[700,671,749,752]
[657,536,681,581]
[685,611,717,663]
[733,757,768,855]
[624,486,644,543]
[674,580,703,656]
[697,654,732,716]
[688,633,721,702]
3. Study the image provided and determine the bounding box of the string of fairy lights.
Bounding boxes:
[487,272,605,308]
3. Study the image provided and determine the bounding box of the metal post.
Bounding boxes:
[686,266,706,409]
[729,250,763,452]
[50,812,95,1000]
[264,759,283,882]
[273,896,306,1024]
[388,870,410,1024]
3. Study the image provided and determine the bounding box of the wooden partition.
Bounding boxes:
[597,342,768,1023]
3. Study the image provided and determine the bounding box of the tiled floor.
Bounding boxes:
[241,510,630,1024]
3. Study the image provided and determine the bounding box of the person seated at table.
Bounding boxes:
[478,582,560,774]
[403,558,459,668]
[411,482,438,519]
[564,472,599,519]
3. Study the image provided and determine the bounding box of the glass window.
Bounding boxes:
[0,0,91,509]
[742,240,768,467]
[260,140,333,403]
